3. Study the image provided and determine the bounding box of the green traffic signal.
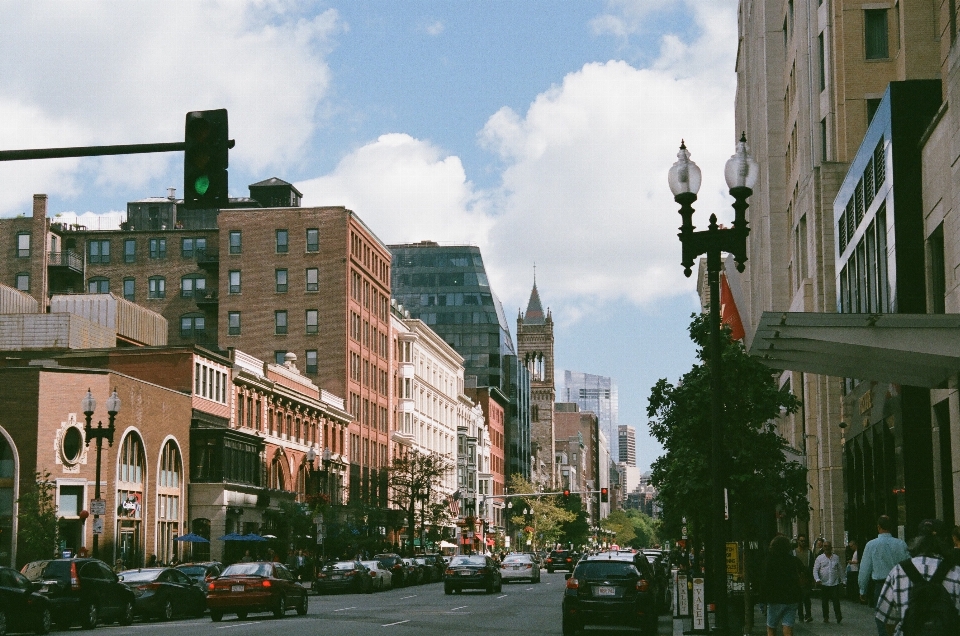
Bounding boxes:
[194,175,210,196]
[183,109,229,209]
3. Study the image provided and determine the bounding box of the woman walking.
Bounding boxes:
[761,534,805,636]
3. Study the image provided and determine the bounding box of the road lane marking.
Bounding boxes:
[497,594,508,598]
[382,620,410,627]
[449,605,467,611]
[400,595,417,599]
[215,623,255,629]
[334,607,357,612]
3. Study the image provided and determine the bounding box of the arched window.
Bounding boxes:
[296,461,308,502]
[87,277,109,294]
[0,435,15,567]
[116,432,145,569]
[156,440,183,565]
[268,453,285,490]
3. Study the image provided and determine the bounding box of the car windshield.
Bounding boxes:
[119,568,163,583]
[176,566,208,577]
[222,563,272,577]
[21,561,52,581]
[329,562,357,571]
[449,555,486,566]
[361,561,380,570]
[578,562,637,578]
[503,555,530,563]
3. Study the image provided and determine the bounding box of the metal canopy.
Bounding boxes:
[748,312,960,387]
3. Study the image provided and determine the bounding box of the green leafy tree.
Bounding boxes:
[389,451,453,554]
[506,474,575,551]
[17,472,58,567]
[647,314,808,543]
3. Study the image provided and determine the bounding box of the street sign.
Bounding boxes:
[90,499,106,516]
[92,517,104,535]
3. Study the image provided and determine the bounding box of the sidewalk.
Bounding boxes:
[673,599,879,636]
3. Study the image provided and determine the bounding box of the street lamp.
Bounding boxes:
[82,388,121,559]
[306,447,317,496]
[668,135,758,636]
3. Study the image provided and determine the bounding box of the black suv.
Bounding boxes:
[21,558,135,630]
[561,551,659,636]
[545,550,579,573]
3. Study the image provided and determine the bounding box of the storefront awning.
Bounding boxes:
[749,312,960,387]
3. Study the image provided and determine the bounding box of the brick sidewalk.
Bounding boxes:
[674,598,879,635]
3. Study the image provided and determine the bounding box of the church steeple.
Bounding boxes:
[524,282,546,325]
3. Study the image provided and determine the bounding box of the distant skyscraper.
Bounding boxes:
[617,425,636,467]
[560,371,618,463]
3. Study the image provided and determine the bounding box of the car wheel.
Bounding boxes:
[486,581,494,594]
[444,584,452,595]
[210,611,223,622]
[237,611,248,620]
[159,599,174,621]
[35,607,51,635]
[562,615,580,636]
[273,595,286,618]
[296,594,308,616]
[119,600,134,626]
[79,601,98,630]
[547,568,554,574]
[495,579,502,593]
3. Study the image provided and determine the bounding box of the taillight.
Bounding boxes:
[566,577,579,589]
[370,571,377,577]
[546,558,553,563]
[137,583,161,591]
[261,579,272,587]
[636,579,650,592]
[525,564,533,570]
[476,568,488,575]
[208,582,215,591]
[70,562,80,591]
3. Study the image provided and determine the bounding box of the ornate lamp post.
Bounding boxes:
[82,388,121,560]
[668,136,758,636]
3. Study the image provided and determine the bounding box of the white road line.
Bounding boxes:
[449,605,468,611]
[497,594,508,599]
[400,595,417,599]
[215,622,255,629]
[333,606,357,612]
[382,620,410,627]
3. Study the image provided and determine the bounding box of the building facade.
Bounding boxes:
[517,282,556,486]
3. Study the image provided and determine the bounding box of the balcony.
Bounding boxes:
[195,291,219,308]
[196,248,220,271]
[48,250,83,274]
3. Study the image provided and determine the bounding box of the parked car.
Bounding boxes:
[419,554,447,581]
[443,554,502,594]
[372,554,406,587]
[175,562,223,595]
[401,558,422,585]
[312,561,373,595]
[21,558,135,630]
[0,566,52,634]
[205,561,307,622]
[545,550,579,573]
[412,557,440,583]
[360,561,392,591]
[118,567,206,620]
[500,553,541,583]
[642,550,673,613]
[561,550,660,635]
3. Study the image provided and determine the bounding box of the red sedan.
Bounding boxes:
[206,562,308,622]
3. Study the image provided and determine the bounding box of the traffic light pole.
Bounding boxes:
[0,139,234,162]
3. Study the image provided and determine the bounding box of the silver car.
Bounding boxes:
[361,560,393,591]
[499,553,541,583]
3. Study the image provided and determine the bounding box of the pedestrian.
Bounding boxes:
[859,514,910,636]
[875,518,960,636]
[760,534,805,636]
[813,541,843,623]
[240,549,253,562]
[146,554,158,567]
[846,539,860,601]
[793,534,815,623]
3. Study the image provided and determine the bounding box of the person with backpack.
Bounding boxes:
[875,518,960,636]
[861,514,911,636]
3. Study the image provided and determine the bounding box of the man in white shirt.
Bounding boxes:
[813,541,843,623]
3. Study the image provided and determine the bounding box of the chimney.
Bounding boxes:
[31,194,50,310]
[167,187,176,200]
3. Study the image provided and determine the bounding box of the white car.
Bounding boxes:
[361,560,393,591]
[499,553,541,583]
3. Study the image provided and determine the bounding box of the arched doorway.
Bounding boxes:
[0,434,16,566]
[156,440,183,565]
[116,432,145,569]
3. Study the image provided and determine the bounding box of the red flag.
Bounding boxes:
[720,273,745,341]
[448,495,460,517]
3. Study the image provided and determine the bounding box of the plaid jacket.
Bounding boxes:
[875,555,960,636]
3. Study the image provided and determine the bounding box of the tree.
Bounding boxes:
[17,472,58,567]
[506,474,575,551]
[600,509,661,548]
[647,314,808,544]
[388,451,453,554]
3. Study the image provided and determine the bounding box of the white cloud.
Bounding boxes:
[0,0,340,215]
[296,133,493,246]
[425,20,445,36]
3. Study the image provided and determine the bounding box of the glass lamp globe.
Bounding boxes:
[81,389,96,416]
[668,141,702,196]
[106,389,121,415]
[724,134,760,190]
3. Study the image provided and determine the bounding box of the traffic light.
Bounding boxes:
[562,489,571,502]
[183,109,229,209]
[600,487,609,503]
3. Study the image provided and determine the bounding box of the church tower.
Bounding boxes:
[517,278,556,486]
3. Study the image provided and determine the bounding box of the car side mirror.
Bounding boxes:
[564,573,572,580]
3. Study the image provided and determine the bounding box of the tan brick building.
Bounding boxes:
[517,282,556,486]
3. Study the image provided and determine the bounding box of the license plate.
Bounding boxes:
[594,586,615,597]
[331,575,343,580]
[231,585,244,592]
[512,566,520,570]
[459,571,472,576]
[39,586,48,593]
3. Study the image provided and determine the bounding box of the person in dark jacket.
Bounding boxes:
[762,534,805,636]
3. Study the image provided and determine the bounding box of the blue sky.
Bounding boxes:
[0,0,740,472]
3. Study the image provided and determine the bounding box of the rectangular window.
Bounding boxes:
[15,273,29,291]
[123,278,135,301]
[88,278,109,294]
[306,228,319,252]
[181,237,196,257]
[275,351,287,365]
[865,9,889,59]
[275,269,288,293]
[306,268,319,292]
[229,230,242,254]
[820,118,828,163]
[17,233,30,258]
[228,311,241,335]
[229,270,241,294]
[275,310,288,335]
[124,239,136,263]
[866,98,882,125]
[276,229,289,253]
[306,309,318,334]
[149,238,167,259]
[305,350,318,374]
[88,240,110,264]
[929,223,946,313]
[148,277,166,299]
[818,32,825,91]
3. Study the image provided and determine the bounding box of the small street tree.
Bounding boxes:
[647,314,808,546]
[506,474,575,551]
[388,451,453,554]
[17,472,57,567]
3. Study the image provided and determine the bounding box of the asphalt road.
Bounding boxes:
[83,571,672,636]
